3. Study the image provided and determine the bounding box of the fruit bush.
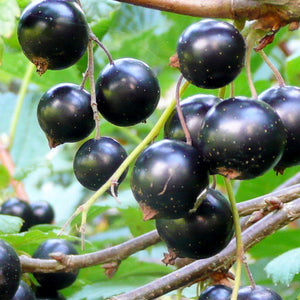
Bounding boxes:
[1,0,300,299]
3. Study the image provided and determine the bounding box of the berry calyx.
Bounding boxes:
[73,137,128,191]
[0,239,21,300]
[198,97,287,179]
[177,19,246,89]
[164,94,221,145]
[33,239,79,290]
[96,58,160,126]
[37,83,95,148]
[258,85,300,173]
[156,188,234,260]
[0,198,35,231]
[131,139,209,220]
[18,0,89,75]
[237,285,282,299]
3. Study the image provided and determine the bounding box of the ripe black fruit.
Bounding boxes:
[0,198,34,231]
[177,19,245,89]
[18,0,89,74]
[156,188,234,259]
[73,137,128,191]
[96,58,160,126]
[164,94,221,144]
[33,239,79,290]
[0,239,21,300]
[37,83,95,148]
[11,280,36,300]
[258,85,300,173]
[31,201,55,226]
[237,285,282,300]
[198,97,287,180]
[35,287,65,300]
[198,284,232,300]
[131,139,209,220]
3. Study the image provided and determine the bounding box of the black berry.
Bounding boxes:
[31,201,55,226]
[0,198,35,231]
[198,97,287,179]
[0,239,21,300]
[131,139,209,220]
[198,284,232,300]
[33,239,79,290]
[35,287,65,300]
[11,280,36,300]
[237,285,282,300]
[18,0,89,75]
[177,19,245,89]
[73,137,128,191]
[37,83,95,148]
[96,58,160,126]
[258,85,300,173]
[156,188,234,259]
[164,94,221,145]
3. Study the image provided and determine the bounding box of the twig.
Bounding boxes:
[112,197,300,300]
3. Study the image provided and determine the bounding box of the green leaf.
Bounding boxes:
[265,248,300,285]
[0,36,4,64]
[0,215,23,234]
[0,164,10,189]
[286,51,300,86]
[0,0,20,38]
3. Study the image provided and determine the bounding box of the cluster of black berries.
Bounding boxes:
[15,0,300,299]
[0,238,78,299]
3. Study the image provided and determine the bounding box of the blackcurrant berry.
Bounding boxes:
[258,85,300,173]
[237,285,282,300]
[35,287,65,300]
[156,188,234,259]
[11,280,36,300]
[197,97,287,180]
[33,239,79,290]
[18,0,89,75]
[177,19,246,89]
[0,198,35,231]
[37,83,95,148]
[131,139,209,220]
[96,58,160,126]
[73,137,128,191]
[0,239,21,300]
[31,201,55,226]
[164,94,221,145]
[198,284,232,300]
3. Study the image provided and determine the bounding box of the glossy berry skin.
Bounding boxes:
[164,94,221,145]
[131,139,209,220]
[197,97,287,180]
[237,285,282,300]
[35,287,65,300]
[0,239,21,300]
[0,198,35,231]
[198,284,232,300]
[96,58,160,126]
[11,280,36,300]
[258,86,300,172]
[31,201,55,226]
[177,19,245,89]
[73,137,128,191]
[156,188,234,259]
[18,0,89,74]
[33,239,79,290]
[37,83,95,148]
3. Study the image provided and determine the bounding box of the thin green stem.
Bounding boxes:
[224,176,243,300]
[78,81,190,240]
[218,86,226,99]
[9,63,35,150]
